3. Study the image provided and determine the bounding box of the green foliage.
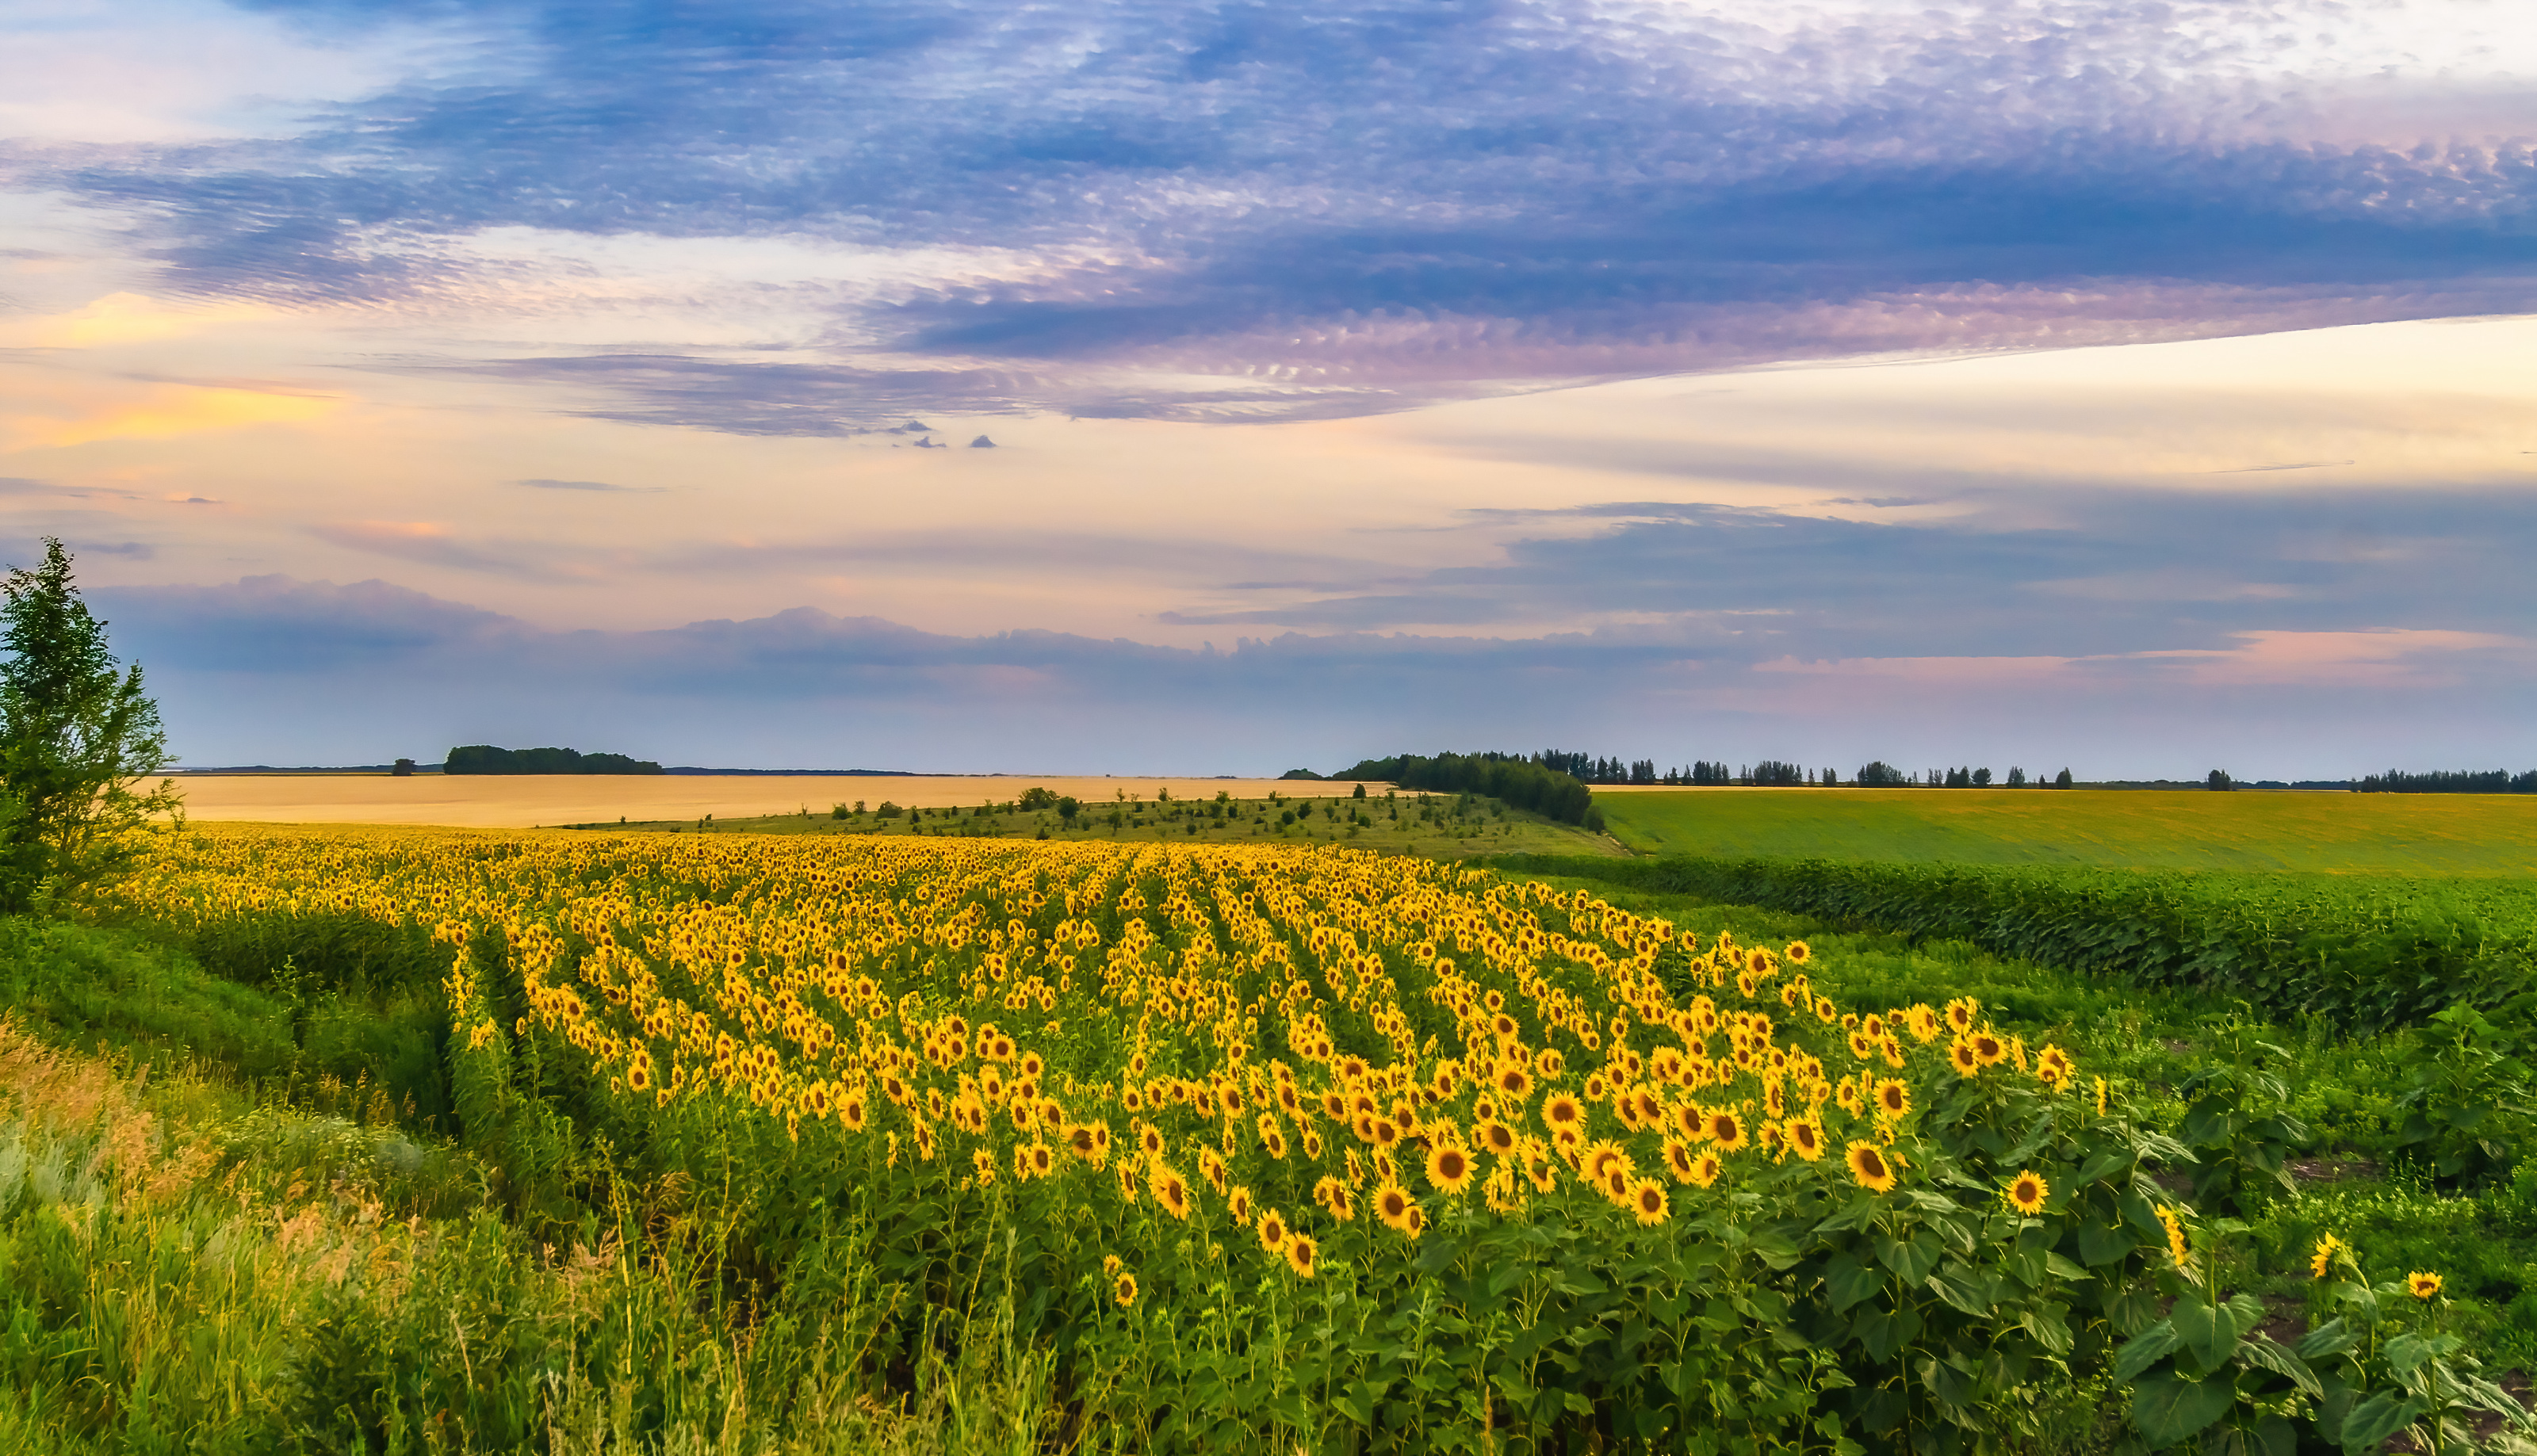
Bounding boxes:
[2390,1002,2535,1187]
[1498,854,2537,1033]
[1338,752,1598,825]
[0,538,178,913]
[1594,786,2537,875]
[445,744,664,774]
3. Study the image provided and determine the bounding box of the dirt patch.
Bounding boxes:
[2287,1156,2382,1184]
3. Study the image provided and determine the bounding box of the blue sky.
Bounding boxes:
[2,0,2532,773]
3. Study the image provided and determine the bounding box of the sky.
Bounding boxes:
[0,0,2531,777]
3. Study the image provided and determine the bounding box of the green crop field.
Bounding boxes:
[1,820,2525,1454]
[1595,788,2537,875]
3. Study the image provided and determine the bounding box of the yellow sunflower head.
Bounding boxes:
[2408,1271,2443,1300]
[2004,1169,2047,1215]
[1285,1234,1318,1278]
[1845,1141,1900,1194]
[1632,1179,1670,1226]
[1113,1272,1138,1308]
[1786,1117,1827,1162]
[1427,1142,1475,1194]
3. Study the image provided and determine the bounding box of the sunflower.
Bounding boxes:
[2156,1206,2190,1267]
[2309,1234,2344,1279]
[2003,1170,2048,1215]
[1663,1137,1698,1183]
[1497,1064,1533,1098]
[1814,996,1841,1025]
[1543,1094,1585,1132]
[1154,1167,1192,1221]
[1138,1124,1165,1159]
[1229,1184,1254,1225]
[1689,1152,1722,1188]
[1524,1149,1559,1194]
[1874,1080,1912,1120]
[1257,1208,1288,1252]
[973,1149,997,1185]
[1285,1234,1318,1278]
[1631,1178,1670,1226]
[1103,1253,1123,1278]
[1582,1140,1632,1182]
[1314,1176,1355,1221]
[1200,1148,1228,1192]
[1705,1109,1748,1152]
[2095,1077,2110,1118]
[1944,996,1979,1034]
[1946,1040,1980,1077]
[1785,1116,1827,1163]
[2408,1271,2443,1300]
[1845,1141,1900,1194]
[1424,1141,1475,1195]
[2034,1044,2076,1089]
[840,1091,869,1132]
[1835,1080,1865,1118]
[1969,1031,2008,1066]
[1114,1273,1138,1309]
[1904,1005,1941,1044]
[1478,1120,1518,1158]
[1846,1030,1875,1061]
[1375,1183,1416,1232]
[1785,940,1812,965]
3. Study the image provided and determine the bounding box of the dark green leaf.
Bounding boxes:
[2132,1370,2239,1448]
[2336,1393,2426,1454]
[1877,1231,1942,1285]
[2171,1295,2241,1372]
[1826,1255,1885,1313]
[2235,1336,2321,1398]
[2112,1320,2181,1384]
[2293,1318,2355,1361]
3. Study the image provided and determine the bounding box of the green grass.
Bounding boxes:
[572,789,1623,858]
[1595,788,2537,875]
[1498,871,2537,1374]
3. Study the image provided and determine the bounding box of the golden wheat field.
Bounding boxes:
[166,773,1386,828]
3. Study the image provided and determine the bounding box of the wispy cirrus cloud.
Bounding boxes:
[5,0,2527,426]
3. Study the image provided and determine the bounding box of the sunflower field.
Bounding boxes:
[81,827,2530,1454]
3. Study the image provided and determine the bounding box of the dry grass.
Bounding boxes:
[167,774,1389,829]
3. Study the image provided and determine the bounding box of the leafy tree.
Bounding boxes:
[0,538,179,911]
[2006,766,2027,787]
[2207,768,2236,791]
[2054,768,2075,787]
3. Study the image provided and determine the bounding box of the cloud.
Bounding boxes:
[308,521,576,580]
[96,570,2537,776]
[10,0,2530,426]
[514,478,662,492]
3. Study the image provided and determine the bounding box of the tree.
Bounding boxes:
[2006,766,2027,787]
[2207,769,2236,791]
[2054,768,2074,788]
[0,539,178,911]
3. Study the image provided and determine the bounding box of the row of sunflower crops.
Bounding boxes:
[98,827,2529,1454]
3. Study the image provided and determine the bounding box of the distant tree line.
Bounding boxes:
[2356,769,2537,794]
[446,745,664,775]
[1330,752,1599,828]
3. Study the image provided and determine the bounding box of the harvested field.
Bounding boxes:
[166,773,1388,828]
